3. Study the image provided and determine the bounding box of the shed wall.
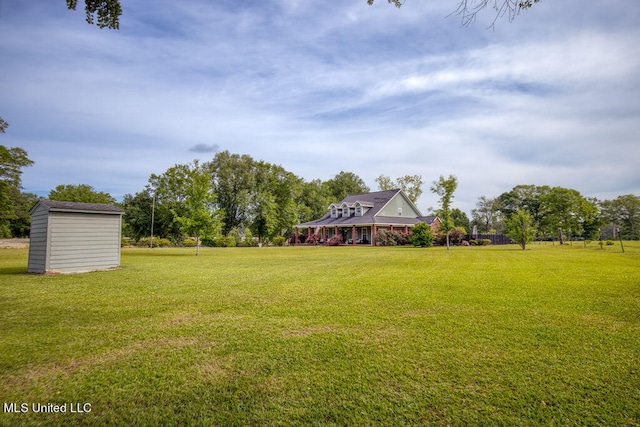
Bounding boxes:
[48,212,122,272]
[27,205,50,273]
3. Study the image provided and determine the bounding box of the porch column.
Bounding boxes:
[390,225,394,233]
[352,225,357,245]
[404,226,408,234]
[372,224,377,246]
[323,227,327,245]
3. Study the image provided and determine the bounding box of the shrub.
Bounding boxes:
[272,236,286,246]
[182,238,197,247]
[376,229,397,246]
[306,234,319,246]
[606,240,615,246]
[121,237,135,247]
[328,235,343,246]
[409,223,434,247]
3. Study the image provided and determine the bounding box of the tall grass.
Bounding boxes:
[1,243,639,425]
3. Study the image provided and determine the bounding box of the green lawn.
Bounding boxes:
[1,243,639,426]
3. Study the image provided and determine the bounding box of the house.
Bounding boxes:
[28,200,124,273]
[293,189,440,245]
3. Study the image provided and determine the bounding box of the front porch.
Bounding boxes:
[293,224,410,246]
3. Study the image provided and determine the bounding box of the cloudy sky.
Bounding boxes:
[1,0,639,215]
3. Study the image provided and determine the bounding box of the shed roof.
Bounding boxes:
[30,199,124,215]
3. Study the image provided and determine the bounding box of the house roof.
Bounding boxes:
[31,199,124,215]
[296,189,438,228]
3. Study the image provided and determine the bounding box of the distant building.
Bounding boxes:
[28,200,124,273]
[294,189,439,245]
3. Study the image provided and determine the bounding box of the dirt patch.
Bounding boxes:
[0,239,29,249]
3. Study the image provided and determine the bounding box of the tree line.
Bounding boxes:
[469,185,640,242]
[1,142,639,244]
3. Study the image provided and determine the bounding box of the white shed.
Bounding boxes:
[28,200,124,273]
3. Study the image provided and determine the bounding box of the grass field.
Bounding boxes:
[1,243,639,426]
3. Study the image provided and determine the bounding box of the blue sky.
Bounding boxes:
[1,0,639,215]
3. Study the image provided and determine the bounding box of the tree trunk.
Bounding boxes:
[558,227,564,245]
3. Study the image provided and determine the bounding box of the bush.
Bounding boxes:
[306,234,319,246]
[328,235,343,246]
[272,236,286,246]
[469,238,491,246]
[136,237,172,247]
[376,229,397,246]
[409,223,434,247]
[121,237,135,247]
[182,238,197,247]
[606,240,615,246]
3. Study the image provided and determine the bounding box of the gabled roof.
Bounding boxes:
[30,199,124,215]
[296,189,436,228]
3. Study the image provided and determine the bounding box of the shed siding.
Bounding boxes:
[48,212,121,272]
[27,205,50,273]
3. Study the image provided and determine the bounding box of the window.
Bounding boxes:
[342,205,349,217]
[355,204,362,216]
[398,207,402,216]
[331,207,337,218]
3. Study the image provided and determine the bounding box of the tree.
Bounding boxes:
[367,0,540,28]
[208,151,256,236]
[450,208,470,233]
[505,209,537,250]
[48,184,116,204]
[538,187,600,241]
[600,195,640,240]
[121,190,177,242]
[66,0,122,29]
[472,196,500,233]
[298,179,332,224]
[430,174,458,250]
[0,118,7,133]
[375,174,423,204]
[172,160,220,255]
[409,222,435,247]
[325,171,369,202]
[0,145,34,237]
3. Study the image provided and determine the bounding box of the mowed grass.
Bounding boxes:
[1,243,639,426]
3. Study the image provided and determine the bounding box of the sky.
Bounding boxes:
[1,0,639,215]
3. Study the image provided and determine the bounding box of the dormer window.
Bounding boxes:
[355,203,362,217]
[342,205,349,218]
[331,206,337,218]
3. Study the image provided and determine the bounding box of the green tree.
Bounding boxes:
[0,118,7,133]
[600,195,640,240]
[66,0,122,29]
[409,222,434,247]
[298,179,332,223]
[538,187,600,241]
[0,145,34,237]
[48,184,116,204]
[121,190,177,243]
[172,160,220,255]
[430,174,458,250]
[375,174,423,204]
[148,163,196,244]
[8,192,39,238]
[471,196,500,233]
[208,151,256,236]
[325,171,369,202]
[505,209,537,250]
[450,208,470,233]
